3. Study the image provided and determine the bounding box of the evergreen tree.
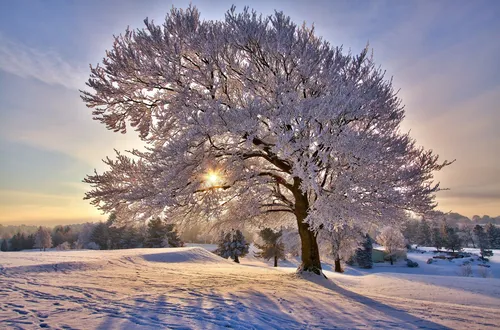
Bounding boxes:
[431,226,445,251]
[485,223,500,249]
[91,222,110,250]
[443,225,462,252]
[105,213,121,249]
[474,225,493,260]
[254,228,285,267]
[164,224,183,247]
[401,220,419,245]
[215,229,249,263]
[352,234,373,269]
[10,232,23,251]
[146,218,183,248]
[23,234,35,250]
[1,239,8,252]
[417,219,432,246]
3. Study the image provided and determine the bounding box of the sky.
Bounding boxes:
[0,0,499,226]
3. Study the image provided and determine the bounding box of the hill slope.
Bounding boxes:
[1,247,499,329]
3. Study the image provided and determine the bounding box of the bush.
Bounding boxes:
[459,264,473,277]
[477,266,492,278]
[56,242,71,251]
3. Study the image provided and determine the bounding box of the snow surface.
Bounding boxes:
[1,246,500,329]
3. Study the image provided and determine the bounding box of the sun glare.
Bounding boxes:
[205,170,221,186]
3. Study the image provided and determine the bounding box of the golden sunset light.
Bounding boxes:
[204,170,222,187]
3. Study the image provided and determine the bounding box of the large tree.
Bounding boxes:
[82,6,450,275]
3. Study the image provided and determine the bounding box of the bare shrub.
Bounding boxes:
[459,264,473,277]
[476,266,492,278]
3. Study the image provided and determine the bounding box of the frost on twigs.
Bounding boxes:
[81,5,451,274]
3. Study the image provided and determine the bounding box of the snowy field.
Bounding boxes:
[1,246,500,329]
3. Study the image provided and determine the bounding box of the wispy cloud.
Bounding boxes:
[0,33,87,90]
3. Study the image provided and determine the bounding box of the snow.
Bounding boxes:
[1,246,500,329]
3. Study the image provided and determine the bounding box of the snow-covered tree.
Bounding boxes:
[56,242,71,251]
[377,226,406,265]
[34,226,52,251]
[254,228,285,267]
[323,223,362,273]
[81,6,451,274]
[215,229,249,263]
[52,225,77,247]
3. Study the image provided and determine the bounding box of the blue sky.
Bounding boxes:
[0,0,499,225]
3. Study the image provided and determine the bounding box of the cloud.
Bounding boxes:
[0,33,87,90]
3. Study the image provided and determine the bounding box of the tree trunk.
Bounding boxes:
[334,256,343,273]
[293,183,322,275]
[234,255,239,263]
[390,255,393,265]
[274,255,278,267]
[287,177,323,276]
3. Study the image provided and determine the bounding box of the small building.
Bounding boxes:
[372,249,386,263]
[372,246,407,262]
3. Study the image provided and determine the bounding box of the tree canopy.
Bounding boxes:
[82,6,450,274]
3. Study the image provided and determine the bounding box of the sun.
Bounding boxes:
[205,170,221,186]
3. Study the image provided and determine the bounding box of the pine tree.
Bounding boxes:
[401,220,419,245]
[10,232,23,251]
[352,234,373,269]
[106,213,122,249]
[474,225,493,260]
[443,225,462,252]
[1,239,8,252]
[164,224,184,247]
[485,223,500,249]
[215,229,249,263]
[23,234,35,250]
[91,222,110,250]
[146,218,183,248]
[34,227,52,251]
[254,228,285,267]
[417,219,432,246]
[431,226,445,251]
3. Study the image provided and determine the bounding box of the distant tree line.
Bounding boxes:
[0,214,184,252]
[402,218,500,252]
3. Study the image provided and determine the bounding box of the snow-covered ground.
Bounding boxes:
[1,246,499,329]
